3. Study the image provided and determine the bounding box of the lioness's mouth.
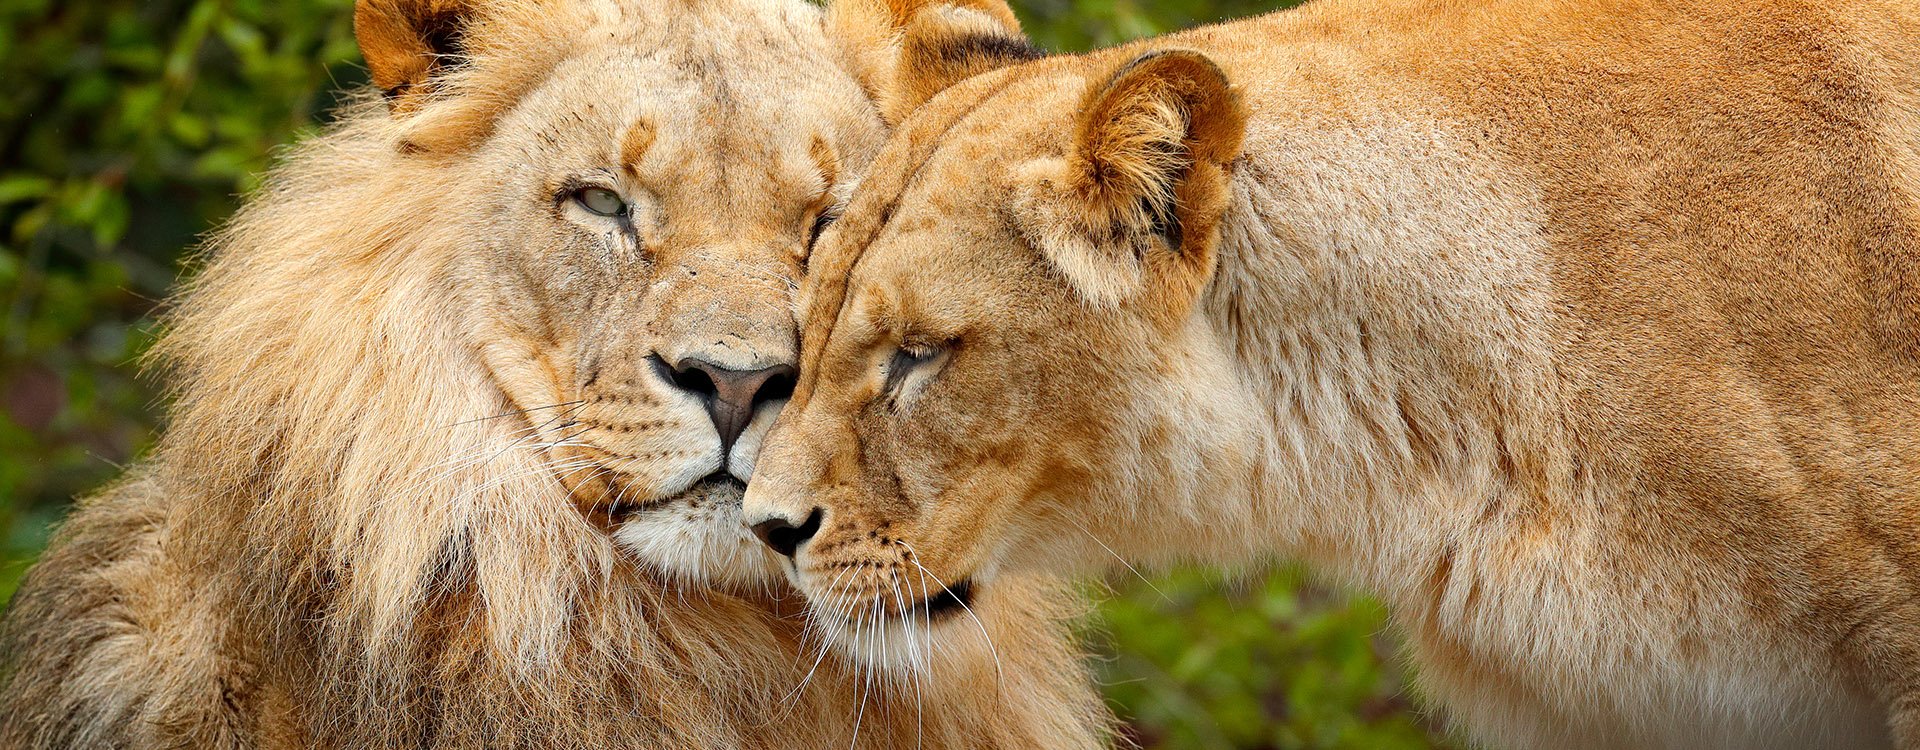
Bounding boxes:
[891,578,973,622]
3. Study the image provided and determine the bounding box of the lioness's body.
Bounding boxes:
[0,0,1106,747]
[750,0,1920,747]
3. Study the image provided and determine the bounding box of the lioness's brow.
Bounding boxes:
[797,67,1039,393]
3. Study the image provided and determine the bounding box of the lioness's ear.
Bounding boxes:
[1010,49,1246,308]
[355,0,479,114]
[829,0,1041,125]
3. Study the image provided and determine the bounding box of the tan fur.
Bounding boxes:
[355,0,473,108]
[747,0,1920,747]
[0,0,1109,747]
[826,0,1039,125]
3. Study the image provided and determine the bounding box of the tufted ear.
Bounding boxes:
[1009,49,1246,309]
[355,0,481,114]
[828,0,1041,125]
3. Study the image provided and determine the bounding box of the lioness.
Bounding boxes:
[744,0,1920,747]
[0,0,1105,747]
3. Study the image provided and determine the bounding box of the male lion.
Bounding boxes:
[745,0,1920,747]
[0,0,1106,747]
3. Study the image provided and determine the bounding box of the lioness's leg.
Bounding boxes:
[1848,598,1920,749]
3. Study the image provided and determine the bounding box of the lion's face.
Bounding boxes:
[746,51,1247,662]
[348,0,1040,594]
[442,6,886,589]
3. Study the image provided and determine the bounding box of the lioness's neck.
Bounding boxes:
[1182,112,1584,598]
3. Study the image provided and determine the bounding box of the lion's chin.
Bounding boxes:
[611,477,786,589]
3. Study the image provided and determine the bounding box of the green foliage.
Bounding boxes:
[0,1,1455,746]
[0,0,362,596]
[1096,568,1455,749]
[1019,0,1292,51]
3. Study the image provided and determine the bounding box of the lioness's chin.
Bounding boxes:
[807,579,983,676]
[613,480,785,589]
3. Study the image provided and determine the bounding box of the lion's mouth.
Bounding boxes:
[605,473,745,520]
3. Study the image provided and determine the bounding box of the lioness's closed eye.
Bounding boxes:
[744,0,1920,748]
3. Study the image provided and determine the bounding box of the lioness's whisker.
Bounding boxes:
[848,590,876,750]
[779,564,855,711]
[890,569,925,750]
[899,542,1003,692]
[1066,516,1169,602]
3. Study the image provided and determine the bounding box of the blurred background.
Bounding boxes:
[0,0,1456,746]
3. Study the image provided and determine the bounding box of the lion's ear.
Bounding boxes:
[828,0,1040,125]
[1010,49,1246,308]
[355,0,480,114]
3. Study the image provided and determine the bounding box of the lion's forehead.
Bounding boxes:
[516,51,873,153]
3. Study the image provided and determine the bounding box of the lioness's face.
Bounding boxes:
[746,52,1245,662]
[459,12,885,588]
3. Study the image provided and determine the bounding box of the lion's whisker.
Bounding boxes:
[402,402,591,500]
[441,399,586,429]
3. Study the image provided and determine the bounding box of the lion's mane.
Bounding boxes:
[0,3,1105,747]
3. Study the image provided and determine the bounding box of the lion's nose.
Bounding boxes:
[751,507,822,558]
[652,355,797,453]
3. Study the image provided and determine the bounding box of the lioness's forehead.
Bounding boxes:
[797,66,1085,377]
[848,75,1083,281]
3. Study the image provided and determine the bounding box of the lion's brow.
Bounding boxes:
[620,118,656,174]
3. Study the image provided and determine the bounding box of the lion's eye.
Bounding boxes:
[574,187,627,217]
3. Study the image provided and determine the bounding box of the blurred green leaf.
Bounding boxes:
[0,176,53,206]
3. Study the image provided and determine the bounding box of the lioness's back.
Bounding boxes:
[1167,0,1920,741]
[1198,0,1920,499]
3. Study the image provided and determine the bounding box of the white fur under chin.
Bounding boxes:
[815,610,993,682]
[613,485,785,589]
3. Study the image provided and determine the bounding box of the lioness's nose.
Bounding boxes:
[654,356,796,453]
[751,507,822,558]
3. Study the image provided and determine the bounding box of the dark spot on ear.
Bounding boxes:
[413,8,469,62]
[935,33,1043,67]
[1143,194,1182,252]
[1131,136,1188,251]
